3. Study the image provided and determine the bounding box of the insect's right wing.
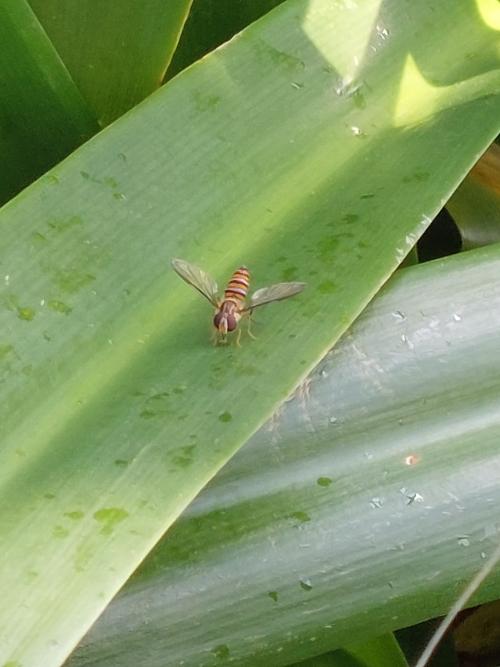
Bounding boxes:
[247,282,306,309]
[171,258,219,306]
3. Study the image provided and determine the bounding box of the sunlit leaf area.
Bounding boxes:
[0,1,499,665]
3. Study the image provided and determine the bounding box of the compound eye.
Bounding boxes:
[226,314,237,331]
[213,312,223,329]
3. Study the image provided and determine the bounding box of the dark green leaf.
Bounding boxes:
[0,0,97,204]
[29,0,194,125]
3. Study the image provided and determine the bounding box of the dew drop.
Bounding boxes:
[299,577,313,591]
[405,492,423,505]
[401,334,414,350]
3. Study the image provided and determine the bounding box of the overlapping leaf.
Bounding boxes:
[0,0,97,203]
[70,243,500,666]
[29,0,194,125]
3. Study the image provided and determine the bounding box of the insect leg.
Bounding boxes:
[235,327,242,347]
[246,310,257,340]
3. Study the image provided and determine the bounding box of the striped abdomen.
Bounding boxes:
[223,266,250,307]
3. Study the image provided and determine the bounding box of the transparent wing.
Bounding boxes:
[248,282,306,309]
[171,258,219,306]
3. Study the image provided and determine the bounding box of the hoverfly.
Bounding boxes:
[171,258,305,344]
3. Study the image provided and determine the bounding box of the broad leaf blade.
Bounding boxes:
[0,0,499,665]
[293,635,409,666]
[0,0,98,204]
[344,636,409,667]
[29,0,194,125]
[70,243,500,666]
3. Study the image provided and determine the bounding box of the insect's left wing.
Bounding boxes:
[247,282,306,309]
[171,258,219,306]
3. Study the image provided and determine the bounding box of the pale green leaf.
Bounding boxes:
[69,243,500,666]
[0,1,499,665]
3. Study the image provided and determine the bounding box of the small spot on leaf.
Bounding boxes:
[318,280,336,294]
[282,266,298,281]
[93,507,129,535]
[17,307,35,321]
[140,409,156,419]
[171,445,196,468]
[47,215,83,232]
[48,300,72,315]
[211,644,230,660]
[32,231,47,243]
[289,511,311,523]
[103,176,118,188]
[342,213,359,224]
[53,269,95,295]
[52,525,69,539]
[0,344,14,361]
[352,90,366,108]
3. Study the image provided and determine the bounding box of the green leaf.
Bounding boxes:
[69,243,500,666]
[0,0,499,665]
[447,144,500,249]
[343,635,409,667]
[29,0,194,125]
[0,0,98,204]
[166,0,285,79]
[293,634,409,667]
